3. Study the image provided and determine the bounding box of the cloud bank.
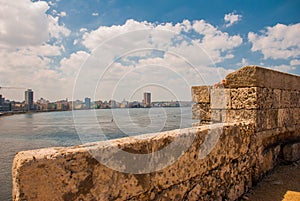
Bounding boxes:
[0,1,298,101]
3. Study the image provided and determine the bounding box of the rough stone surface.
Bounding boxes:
[13,123,258,201]
[192,103,211,121]
[283,143,300,162]
[230,87,259,109]
[225,66,300,90]
[191,86,211,103]
[211,88,231,109]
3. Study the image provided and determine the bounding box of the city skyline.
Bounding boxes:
[0,89,191,113]
[0,88,189,103]
[0,1,299,102]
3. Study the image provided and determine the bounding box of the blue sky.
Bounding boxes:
[0,0,299,101]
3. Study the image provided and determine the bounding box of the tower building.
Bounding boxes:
[25,89,34,110]
[143,92,151,108]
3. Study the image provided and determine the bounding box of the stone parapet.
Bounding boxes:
[225,66,300,91]
[191,66,300,195]
[192,66,300,132]
[13,123,257,201]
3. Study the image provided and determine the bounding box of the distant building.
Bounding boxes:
[25,89,34,110]
[109,100,117,108]
[120,99,129,108]
[47,103,57,110]
[84,97,91,109]
[0,94,10,111]
[143,92,151,108]
[130,101,141,108]
[56,99,69,111]
[0,94,4,110]
[36,98,49,111]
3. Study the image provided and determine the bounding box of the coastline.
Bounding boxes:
[0,109,69,117]
[0,105,189,118]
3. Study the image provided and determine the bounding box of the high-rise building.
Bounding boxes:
[25,89,34,110]
[143,92,151,108]
[109,100,117,108]
[0,94,3,106]
[84,97,91,109]
[0,94,4,111]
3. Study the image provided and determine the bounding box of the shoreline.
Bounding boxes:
[0,109,70,117]
[0,106,190,118]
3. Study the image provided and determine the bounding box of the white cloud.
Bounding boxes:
[92,12,99,16]
[0,0,70,48]
[224,12,242,27]
[290,59,300,66]
[80,28,88,33]
[248,23,300,59]
[269,65,296,73]
[191,20,243,62]
[58,11,67,17]
[0,0,50,48]
[48,15,71,39]
[48,1,57,6]
[82,19,153,50]
[82,19,242,64]
[0,48,61,101]
[73,39,79,45]
[236,58,249,67]
[60,51,90,77]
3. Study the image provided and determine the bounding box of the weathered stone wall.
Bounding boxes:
[192,66,300,180]
[13,66,300,201]
[13,123,255,201]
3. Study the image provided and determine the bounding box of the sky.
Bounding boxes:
[0,0,299,102]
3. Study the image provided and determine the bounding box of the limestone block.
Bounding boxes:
[192,103,211,121]
[225,109,256,123]
[230,87,258,109]
[191,86,211,103]
[255,110,266,132]
[290,90,300,108]
[278,108,293,127]
[211,110,222,123]
[260,145,281,175]
[211,88,231,109]
[225,66,300,91]
[283,143,300,162]
[257,87,274,109]
[281,90,291,108]
[227,179,245,201]
[293,108,300,125]
[255,109,279,131]
[266,109,278,130]
[273,89,282,109]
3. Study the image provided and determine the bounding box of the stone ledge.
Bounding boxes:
[225,66,300,91]
[13,123,256,201]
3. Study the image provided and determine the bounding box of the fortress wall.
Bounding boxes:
[192,66,300,180]
[13,123,255,201]
[13,66,300,201]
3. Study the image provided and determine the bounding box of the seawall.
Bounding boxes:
[12,66,300,200]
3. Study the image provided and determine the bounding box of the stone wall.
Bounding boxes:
[13,66,300,201]
[192,66,300,180]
